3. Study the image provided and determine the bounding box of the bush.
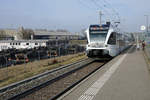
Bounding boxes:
[52,59,58,64]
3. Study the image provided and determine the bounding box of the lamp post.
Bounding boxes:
[144,15,149,34]
[99,11,103,26]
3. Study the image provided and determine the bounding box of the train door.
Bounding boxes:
[107,32,118,56]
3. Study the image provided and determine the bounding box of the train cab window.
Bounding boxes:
[26,43,29,45]
[108,32,116,45]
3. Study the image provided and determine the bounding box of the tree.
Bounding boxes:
[21,29,34,40]
[0,30,7,40]
[81,29,87,39]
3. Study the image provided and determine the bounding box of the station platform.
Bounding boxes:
[58,46,150,100]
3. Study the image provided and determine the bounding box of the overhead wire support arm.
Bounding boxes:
[102,0,121,21]
[91,0,110,15]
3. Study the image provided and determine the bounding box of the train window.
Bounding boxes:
[108,32,116,45]
[13,43,15,45]
[26,43,29,45]
[16,43,17,45]
[10,43,12,45]
[46,42,49,45]
[35,43,38,45]
[19,43,21,45]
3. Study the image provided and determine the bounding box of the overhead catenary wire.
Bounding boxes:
[91,0,120,22]
[78,0,96,11]
[78,0,111,17]
[100,0,121,21]
[94,0,112,15]
[91,0,113,22]
[92,0,119,22]
[77,0,121,25]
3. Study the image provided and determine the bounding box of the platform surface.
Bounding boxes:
[59,46,150,100]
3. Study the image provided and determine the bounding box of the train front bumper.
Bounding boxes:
[86,48,110,57]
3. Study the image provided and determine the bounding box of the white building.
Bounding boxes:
[0,40,48,51]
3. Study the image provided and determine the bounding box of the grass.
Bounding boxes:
[69,40,87,45]
[0,53,87,88]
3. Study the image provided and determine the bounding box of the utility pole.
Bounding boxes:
[99,11,103,26]
[144,15,149,33]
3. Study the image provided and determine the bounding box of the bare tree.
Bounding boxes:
[21,29,34,40]
[81,29,87,38]
[0,30,7,40]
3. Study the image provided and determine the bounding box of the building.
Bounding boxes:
[0,28,81,40]
[0,40,48,51]
[33,30,80,40]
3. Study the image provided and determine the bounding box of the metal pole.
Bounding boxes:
[4,55,8,78]
[59,46,60,56]
[99,11,103,26]
[147,16,149,33]
[144,15,149,34]
[24,55,26,72]
[38,50,40,60]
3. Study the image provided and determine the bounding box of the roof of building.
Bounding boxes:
[34,31,79,36]
[0,40,49,43]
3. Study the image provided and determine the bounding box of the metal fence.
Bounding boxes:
[0,44,85,68]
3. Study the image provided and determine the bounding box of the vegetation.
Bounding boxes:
[69,40,87,45]
[0,30,9,40]
[20,28,34,40]
[0,53,87,88]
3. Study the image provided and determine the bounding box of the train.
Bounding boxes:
[86,22,132,58]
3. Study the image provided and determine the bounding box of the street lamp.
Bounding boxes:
[144,15,149,33]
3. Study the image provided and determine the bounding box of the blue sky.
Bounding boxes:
[0,0,150,32]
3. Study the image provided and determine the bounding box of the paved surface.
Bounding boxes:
[59,46,150,100]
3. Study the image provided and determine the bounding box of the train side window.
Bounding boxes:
[108,32,116,45]
[35,43,38,45]
[46,42,49,45]
[26,43,29,45]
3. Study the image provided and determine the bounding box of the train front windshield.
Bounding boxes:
[89,26,109,43]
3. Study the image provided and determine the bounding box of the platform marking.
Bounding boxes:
[78,54,127,100]
[79,95,94,100]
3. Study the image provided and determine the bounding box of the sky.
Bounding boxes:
[0,0,150,32]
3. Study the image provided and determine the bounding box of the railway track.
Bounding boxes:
[3,58,109,100]
[0,58,95,100]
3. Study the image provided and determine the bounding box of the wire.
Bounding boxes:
[101,0,121,21]
[91,0,112,21]
[77,0,121,24]
[78,0,96,11]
